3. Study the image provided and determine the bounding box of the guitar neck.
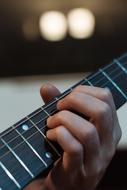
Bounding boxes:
[0,53,127,190]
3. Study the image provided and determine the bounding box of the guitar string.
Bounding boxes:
[0,59,126,143]
[1,56,127,141]
[0,55,126,189]
[0,59,127,150]
[0,60,127,160]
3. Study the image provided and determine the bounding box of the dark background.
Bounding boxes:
[0,0,127,77]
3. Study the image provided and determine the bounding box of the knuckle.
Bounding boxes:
[56,110,69,121]
[68,92,79,103]
[74,85,83,92]
[101,88,111,101]
[85,125,97,139]
[70,143,83,155]
[56,126,64,137]
[96,103,111,119]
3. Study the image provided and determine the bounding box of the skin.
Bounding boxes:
[24,84,122,190]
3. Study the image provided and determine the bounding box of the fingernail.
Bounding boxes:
[46,130,52,138]
[47,116,52,124]
[57,100,62,109]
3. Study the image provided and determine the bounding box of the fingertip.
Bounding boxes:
[57,100,62,110]
[46,130,52,139]
[40,83,52,96]
[40,83,61,104]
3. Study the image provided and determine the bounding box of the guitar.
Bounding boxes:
[0,53,127,190]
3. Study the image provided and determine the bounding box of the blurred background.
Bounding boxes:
[0,0,127,76]
[0,0,127,189]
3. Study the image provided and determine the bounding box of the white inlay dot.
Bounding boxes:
[45,152,52,159]
[22,124,29,131]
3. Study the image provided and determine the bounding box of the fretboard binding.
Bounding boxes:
[99,69,127,100]
[0,161,21,189]
[13,125,48,167]
[27,117,61,157]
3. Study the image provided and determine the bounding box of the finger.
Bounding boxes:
[57,91,112,125]
[23,179,44,190]
[47,126,84,171]
[74,86,120,144]
[57,92,113,142]
[47,110,100,158]
[74,85,116,114]
[40,83,61,104]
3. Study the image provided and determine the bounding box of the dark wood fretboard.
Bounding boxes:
[0,53,127,190]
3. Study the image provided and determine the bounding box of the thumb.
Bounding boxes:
[40,83,61,104]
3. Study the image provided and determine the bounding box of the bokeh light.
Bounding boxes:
[68,8,95,39]
[39,11,67,41]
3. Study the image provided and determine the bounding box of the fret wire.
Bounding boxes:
[27,116,61,157]
[85,78,93,86]
[0,62,127,156]
[0,111,60,161]
[87,57,127,82]
[0,114,48,151]
[87,61,127,87]
[1,58,127,141]
[0,161,21,189]
[0,66,125,160]
[40,107,50,117]
[13,126,48,167]
[100,70,127,88]
[1,62,127,149]
[1,137,34,178]
[114,59,127,75]
[0,65,126,162]
[87,60,116,82]
[0,56,127,158]
[99,69,127,100]
[0,121,52,161]
[0,100,58,139]
[0,119,55,160]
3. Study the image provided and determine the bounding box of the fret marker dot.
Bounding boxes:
[22,124,29,131]
[45,152,52,159]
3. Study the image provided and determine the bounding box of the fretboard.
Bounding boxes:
[0,53,127,190]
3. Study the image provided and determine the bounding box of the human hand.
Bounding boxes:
[24,83,122,190]
[41,84,121,190]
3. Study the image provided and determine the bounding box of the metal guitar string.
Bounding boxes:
[0,55,127,160]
